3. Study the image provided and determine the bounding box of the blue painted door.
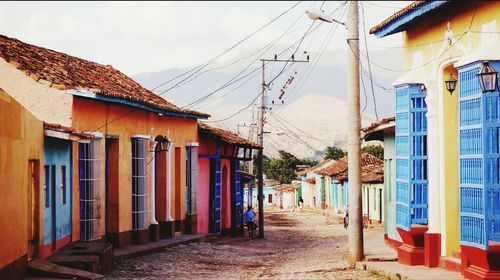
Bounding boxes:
[231,160,243,230]
[458,61,500,249]
[209,158,221,234]
[43,137,72,250]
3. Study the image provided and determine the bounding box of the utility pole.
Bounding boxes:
[257,60,265,239]
[306,0,363,265]
[257,56,309,239]
[346,1,363,266]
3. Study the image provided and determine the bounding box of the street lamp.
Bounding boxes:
[445,73,457,95]
[477,61,498,93]
[154,135,171,151]
[306,2,364,265]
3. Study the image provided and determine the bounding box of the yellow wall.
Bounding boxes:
[71,97,199,234]
[0,88,43,268]
[399,1,500,256]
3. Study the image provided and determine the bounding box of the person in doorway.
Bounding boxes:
[244,206,257,238]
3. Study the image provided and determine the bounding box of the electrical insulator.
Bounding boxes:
[291,54,295,61]
[274,54,277,60]
[307,55,309,61]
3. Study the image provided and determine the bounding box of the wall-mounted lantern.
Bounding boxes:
[154,135,171,151]
[445,73,457,95]
[477,61,498,93]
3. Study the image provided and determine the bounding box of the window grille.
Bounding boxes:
[458,61,500,249]
[79,140,101,241]
[132,138,148,230]
[186,146,198,215]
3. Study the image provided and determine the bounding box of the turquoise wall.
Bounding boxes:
[383,132,401,242]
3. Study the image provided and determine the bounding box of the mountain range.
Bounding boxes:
[132,47,402,159]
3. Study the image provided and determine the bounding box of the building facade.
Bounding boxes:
[371,2,500,278]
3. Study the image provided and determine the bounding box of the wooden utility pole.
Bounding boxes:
[257,57,309,239]
[346,0,363,265]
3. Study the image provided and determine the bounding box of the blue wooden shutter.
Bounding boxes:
[214,158,221,234]
[234,161,243,228]
[395,85,412,230]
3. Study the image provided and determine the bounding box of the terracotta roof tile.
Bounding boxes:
[0,34,209,118]
[199,122,261,149]
[44,122,94,139]
[317,153,384,183]
[369,1,427,34]
[362,117,395,132]
[295,159,335,177]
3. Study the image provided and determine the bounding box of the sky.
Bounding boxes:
[0,1,412,76]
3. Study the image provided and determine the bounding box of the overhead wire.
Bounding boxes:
[151,1,305,95]
[284,2,348,104]
[361,2,378,120]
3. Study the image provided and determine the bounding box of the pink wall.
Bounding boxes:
[197,157,210,234]
[196,134,233,234]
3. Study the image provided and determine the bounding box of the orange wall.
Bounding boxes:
[0,89,43,269]
[71,97,199,234]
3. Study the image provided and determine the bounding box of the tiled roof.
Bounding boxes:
[199,122,261,149]
[44,122,94,139]
[317,153,384,183]
[274,183,300,193]
[362,117,395,133]
[369,1,427,34]
[0,34,209,119]
[295,159,335,177]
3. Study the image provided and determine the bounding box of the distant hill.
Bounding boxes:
[132,47,402,159]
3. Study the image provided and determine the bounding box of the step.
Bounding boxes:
[27,259,103,280]
[440,256,461,272]
[47,241,113,273]
[47,255,100,274]
[452,249,461,259]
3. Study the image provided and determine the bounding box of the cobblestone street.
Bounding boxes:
[105,211,383,279]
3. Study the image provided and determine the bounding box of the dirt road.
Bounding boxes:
[105,210,383,279]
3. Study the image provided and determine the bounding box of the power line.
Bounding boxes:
[151,1,305,95]
[284,2,348,104]
[361,3,378,120]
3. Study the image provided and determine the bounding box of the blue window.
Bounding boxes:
[395,84,428,231]
[458,61,500,249]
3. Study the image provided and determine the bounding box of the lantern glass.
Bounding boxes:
[445,73,457,95]
[477,61,498,93]
[154,135,171,151]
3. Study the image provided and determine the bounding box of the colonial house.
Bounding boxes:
[296,159,335,209]
[362,117,399,248]
[0,88,96,278]
[274,182,301,210]
[371,1,500,278]
[0,34,212,277]
[197,122,260,236]
[316,153,385,224]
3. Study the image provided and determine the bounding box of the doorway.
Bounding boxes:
[28,160,40,261]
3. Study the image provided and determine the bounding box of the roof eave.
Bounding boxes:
[69,90,209,120]
[373,1,451,38]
